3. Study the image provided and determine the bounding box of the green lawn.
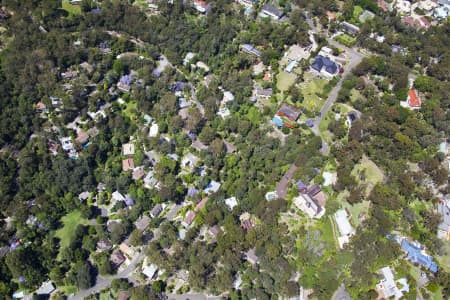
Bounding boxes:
[352,6,363,23]
[300,75,328,113]
[276,71,297,92]
[124,101,138,120]
[62,0,82,15]
[334,34,357,47]
[351,155,384,195]
[55,210,88,257]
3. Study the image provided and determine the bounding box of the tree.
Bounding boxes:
[73,261,95,290]
[130,229,144,247]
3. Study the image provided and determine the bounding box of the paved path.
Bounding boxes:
[69,251,146,300]
[276,165,298,199]
[332,284,351,300]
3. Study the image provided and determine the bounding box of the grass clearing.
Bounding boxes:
[276,71,297,92]
[55,210,88,258]
[300,74,328,113]
[334,34,357,47]
[351,155,384,195]
[62,0,82,15]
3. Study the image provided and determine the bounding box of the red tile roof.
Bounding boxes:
[122,158,135,171]
[408,89,421,107]
[195,197,209,212]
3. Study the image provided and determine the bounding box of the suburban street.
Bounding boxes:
[306,15,366,155]
[69,250,146,300]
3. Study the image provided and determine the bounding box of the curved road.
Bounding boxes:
[69,251,146,300]
[306,17,366,155]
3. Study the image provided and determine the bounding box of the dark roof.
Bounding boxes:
[150,204,163,217]
[277,104,301,121]
[311,55,338,74]
[341,22,360,34]
[307,185,321,197]
[241,44,262,57]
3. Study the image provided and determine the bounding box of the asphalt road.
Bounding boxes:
[69,250,146,300]
[332,284,351,300]
[306,16,366,155]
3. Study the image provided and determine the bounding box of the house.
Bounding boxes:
[395,0,412,14]
[208,225,221,240]
[401,89,422,109]
[377,0,390,12]
[112,191,126,202]
[35,280,55,296]
[78,191,91,202]
[60,137,74,152]
[178,97,190,109]
[277,104,301,122]
[184,52,195,65]
[192,0,208,13]
[75,130,89,145]
[97,239,113,251]
[307,185,321,197]
[110,250,126,266]
[204,180,221,194]
[132,166,145,180]
[285,44,312,62]
[144,171,159,189]
[122,158,135,171]
[142,262,158,280]
[195,197,209,212]
[122,143,135,156]
[334,209,355,248]
[341,22,360,35]
[181,153,199,170]
[124,195,135,206]
[392,45,407,56]
[225,197,238,210]
[117,75,132,92]
[293,194,324,218]
[35,102,49,114]
[240,213,255,231]
[245,248,260,264]
[187,187,199,197]
[310,55,340,78]
[261,4,283,20]
[217,107,231,118]
[255,86,273,99]
[437,195,450,241]
[119,241,136,258]
[402,16,431,30]
[222,91,235,103]
[50,96,62,109]
[418,0,438,12]
[241,44,262,57]
[401,239,438,273]
[434,4,450,19]
[61,70,78,80]
[236,0,258,8]
[285,60,298,73]
[149,123,159,137]
[135,215,151,231]
[296,181,308,193]
[377,267,409,300]
[359,10,375,23]
[196,61,210,72]
[182,211,196,227]
[150,204,163,218]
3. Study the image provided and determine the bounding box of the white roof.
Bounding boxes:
[205,180,221,194]
[223,91,235,102]
[112,191,126,202]
[149,123,159,137]
[334,209,355,237]
[217,107,231,118]
[142,263,158,279]
[225,197,238,210]
[122,143,135,155]
[36,280,55,295]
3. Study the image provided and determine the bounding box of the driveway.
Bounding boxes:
[275,165,298,199]
[332,284,351,300]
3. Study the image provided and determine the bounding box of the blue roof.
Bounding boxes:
[120,75,132,85]
[124,195,135,206]
[188,188,198,197]
[296,180,307,190]
[306,119,314,127]
[272,116,284,127]
[401,240,439,272]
